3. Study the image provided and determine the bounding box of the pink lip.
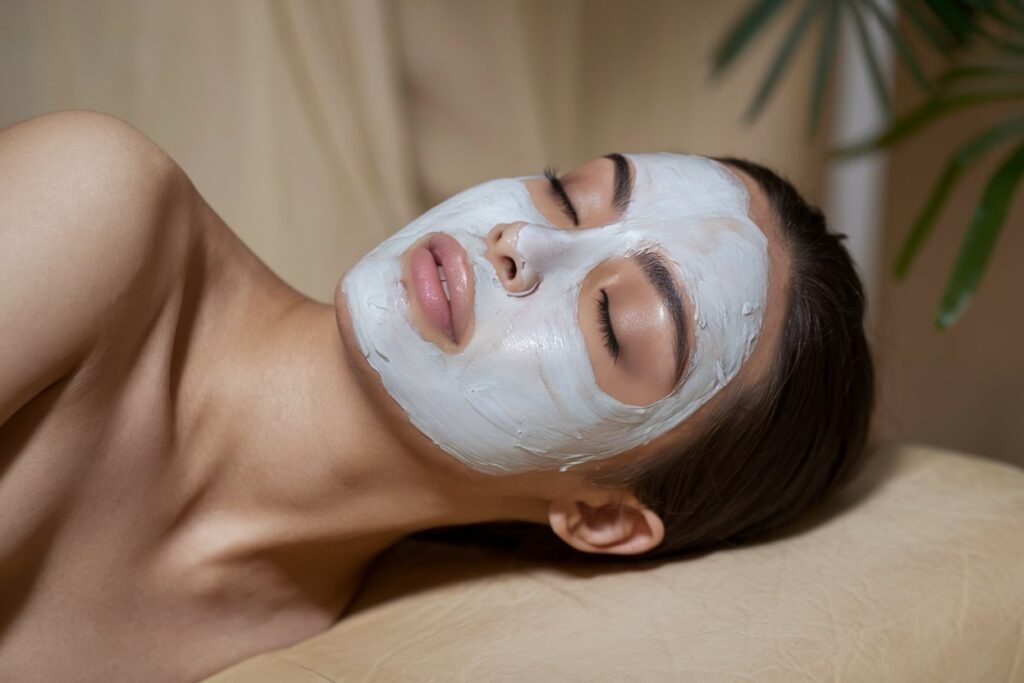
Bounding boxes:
[406,233,474,347]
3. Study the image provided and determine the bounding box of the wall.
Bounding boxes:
[398,0,830,208]
[876,64,1024,467]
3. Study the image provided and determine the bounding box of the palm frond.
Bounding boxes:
[937,142,1024,327]
[900,0,960,50]
[848,0,895,114]
[712,0,1024,328]
[921,0,975,44]
[712,0,789,77]
[895,116,1024,278]
[744,0,823,122]
[937,62,1024,90]
[809,0,842,136]
[834,88,1024,156]
[862,0,935,94]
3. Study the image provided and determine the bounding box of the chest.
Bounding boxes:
[0,298,182,576]
[0,312,339,682]
[0,318,174,672]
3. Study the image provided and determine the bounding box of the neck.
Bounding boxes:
[175,223,542,606]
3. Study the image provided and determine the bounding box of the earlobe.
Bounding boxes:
[548,494,665,556]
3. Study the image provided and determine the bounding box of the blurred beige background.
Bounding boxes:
[1,0,1020,468]
[876,51,1024,469]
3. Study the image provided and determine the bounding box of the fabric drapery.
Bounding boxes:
[0,0,822,301]
[1,0,418,299]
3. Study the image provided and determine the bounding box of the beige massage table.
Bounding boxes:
[204,444,1024,682]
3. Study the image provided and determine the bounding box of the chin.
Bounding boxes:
[331,269,485,477]
[333,273,363,367]
[332,272,398,408]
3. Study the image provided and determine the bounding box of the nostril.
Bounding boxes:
[484,222,538,295]
[501,256,517,281]
[486,223,506,247]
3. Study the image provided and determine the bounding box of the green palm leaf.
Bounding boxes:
[863,0,935,94]
[937,63,1024,89]
[974,28,1024,54]
[834,88,1024,156]
[848,0,894,114]
[936,142,1024,327]
[714,0,1024,329]
[895,116,1024,278]
[922,0,975,44]
[712,0,789,77]
[900,0,960,51]
[745,0,822,123]
[980,2,1024,32]
[809,0,842,136]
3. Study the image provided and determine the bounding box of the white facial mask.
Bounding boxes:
[341,153,769,474]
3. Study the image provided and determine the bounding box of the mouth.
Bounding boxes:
[404,232,475,349]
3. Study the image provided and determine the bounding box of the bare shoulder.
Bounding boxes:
[0,109,185,201]
[0,110,195,425]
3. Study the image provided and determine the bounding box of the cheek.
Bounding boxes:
[468,272,576,361]
[511,300,582,360]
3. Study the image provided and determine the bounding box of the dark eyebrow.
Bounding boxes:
[633,249,689,388]
[604,153,633,213]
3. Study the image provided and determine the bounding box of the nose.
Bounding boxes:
[484,222,541,296]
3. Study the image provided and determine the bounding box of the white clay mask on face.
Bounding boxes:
[341,153,769,474]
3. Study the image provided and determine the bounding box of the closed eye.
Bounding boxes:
[544,166,579,227]
[597,288,619,361]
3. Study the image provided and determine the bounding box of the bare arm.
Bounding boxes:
[0,110,186,426]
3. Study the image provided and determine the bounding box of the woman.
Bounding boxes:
[0,110,872,681]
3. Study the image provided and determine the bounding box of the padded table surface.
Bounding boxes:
[204,444,1024,682]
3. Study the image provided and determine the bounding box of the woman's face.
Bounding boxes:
[338,153,774,474]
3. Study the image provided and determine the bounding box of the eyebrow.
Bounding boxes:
[633,249,689,388]
[604,153,634,213]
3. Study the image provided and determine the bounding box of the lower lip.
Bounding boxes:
[407,233,470,344]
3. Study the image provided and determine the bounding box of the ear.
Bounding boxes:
[547,493,665,556]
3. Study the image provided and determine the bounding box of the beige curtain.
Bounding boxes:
[0,0,824,300]
[1,0,418,301]
[394,0,586,205]
[394,0,828,204]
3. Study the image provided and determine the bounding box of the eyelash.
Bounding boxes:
[598,289,620,362]
[543,168,617,361]
[543,166,580,226]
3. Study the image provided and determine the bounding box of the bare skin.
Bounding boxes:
[0,111,789,681]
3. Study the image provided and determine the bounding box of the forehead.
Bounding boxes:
[622,153,753,224]
[607,153,771,278]
[617,153,780,245]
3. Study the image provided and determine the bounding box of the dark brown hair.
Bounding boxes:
[609,156,875,558]
[414,156,875,561]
